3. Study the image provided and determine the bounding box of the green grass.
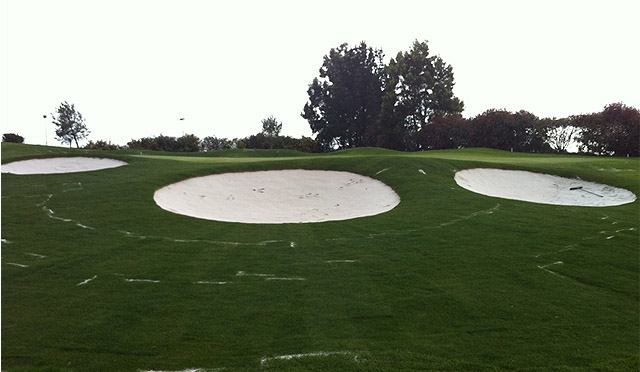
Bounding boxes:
[2,143,639,372]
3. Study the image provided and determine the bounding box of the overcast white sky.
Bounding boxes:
[2,0,639,146]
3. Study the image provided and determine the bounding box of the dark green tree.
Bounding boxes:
[126,134,199,152]
[176,134,200,152]
[302,42,385,150]
[127,136,157,150]
[378,40,464,150]
[154,135,179,152]
[201,136,232,151]
[293,136,321,153]
[261,116,282,137]
[52,101,89,148]
[243,133,271,149]
[261,116,282,149]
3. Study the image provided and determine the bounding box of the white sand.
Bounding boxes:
[153,169,400,223]
[1,157,127,175]
[454,168,636,207]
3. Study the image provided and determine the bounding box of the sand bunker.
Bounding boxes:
[454,168,636,207]
[154,169,400,223]
[1,157,127,175]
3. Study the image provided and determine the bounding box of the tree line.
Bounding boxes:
[87,115,322,153]
[76,102,639,156]
[421,103,639,156]
[4,40,637,156]
[301,40,639,156]
[118,133,320,153]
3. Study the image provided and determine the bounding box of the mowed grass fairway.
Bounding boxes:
[2,143,638,372]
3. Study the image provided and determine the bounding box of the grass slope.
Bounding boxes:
[2,143,639,372]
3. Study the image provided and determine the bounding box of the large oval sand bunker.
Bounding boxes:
[154,169,401,223]
[1,157,127,175]
[454,168,636,207]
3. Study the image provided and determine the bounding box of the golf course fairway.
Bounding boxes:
[2,143,638,372]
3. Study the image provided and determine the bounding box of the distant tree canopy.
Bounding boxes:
[467,109,548,153]
[84,101,636,156]
[420,115,469,150]
[301,41,637,156]
[236,133,320,152]
[52,101,89,148]
[125,118,322,154]
[84,140,121,151]
[2,133,24,143]
[575,102,639,156]
[127,134,200,152]
[125,133,320,153]
[261,116,283,149]
[176,134,200,152]
[200,136,233,151]
[236,118,321,152]
[417,103,638,156]
[302,42,385,151]
[261,116,282,137]
[100,103,637,156]
[379,40,464,150]
[302,40,464,151]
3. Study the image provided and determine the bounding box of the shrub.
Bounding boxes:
[84,140,121,150]
[2,133,24,143]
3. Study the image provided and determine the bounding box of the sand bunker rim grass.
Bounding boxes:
[153,169,401,224]
[455,168,637,207]
[1,156,128,174]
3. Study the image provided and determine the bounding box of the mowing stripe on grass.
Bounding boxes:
[236,271,274,277]
[43,206,72,222]
[119,230,284,246]
[62,181,83,192]
[42,202,96,229]
[25,252,46,258]
[260,351,357,365]
[77,275,98,286]
[35,194,53,206]
[125,279,160,283]
[6,262,29,268]
[537,261,565,277]
[438,203,501,227]
[326,259,357,263]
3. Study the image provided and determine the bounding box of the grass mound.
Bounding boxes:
[2,143,638,372]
